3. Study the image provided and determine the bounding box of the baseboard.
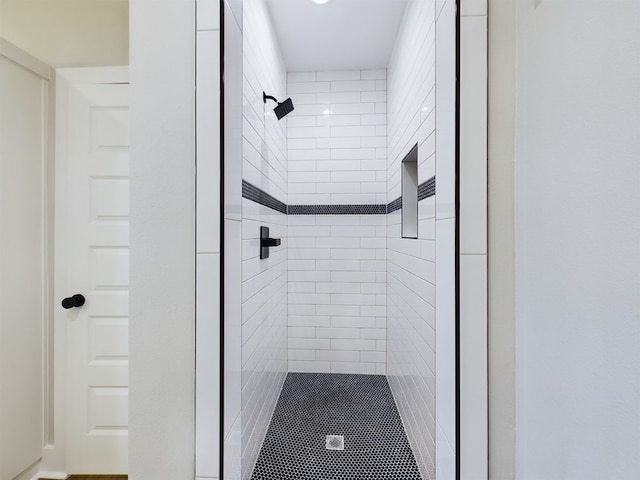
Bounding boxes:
[68,477,127,479]
[40,476,127,480]
[33,472,66,480]
[33,474,66,480]
[11,459,41,480]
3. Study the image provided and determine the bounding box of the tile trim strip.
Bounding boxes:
[241,177,435,215]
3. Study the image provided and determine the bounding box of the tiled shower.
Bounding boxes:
[222,0,458,479]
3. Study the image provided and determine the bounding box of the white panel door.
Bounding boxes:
[56,69,129,474]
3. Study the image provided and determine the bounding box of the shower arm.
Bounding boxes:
[263,92,279,104]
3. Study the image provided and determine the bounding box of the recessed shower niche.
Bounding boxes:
[402,143,419,239]
[221,0,458,478]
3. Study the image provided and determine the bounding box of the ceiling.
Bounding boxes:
[0,0,128,67]
[265,0,408,72]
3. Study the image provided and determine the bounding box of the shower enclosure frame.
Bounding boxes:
[215,1,488,479]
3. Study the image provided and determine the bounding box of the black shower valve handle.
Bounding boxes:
[260,226,282,259]
[262,237,281,248]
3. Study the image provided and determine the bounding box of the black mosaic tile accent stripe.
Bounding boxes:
[242,180,287,214]
[387,196,402,214]
[250,373,423,480]
[418,176,436,201]
[288,204,387,215]
[241,176,435,215]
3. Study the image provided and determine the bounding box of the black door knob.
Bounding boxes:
[61,294,86,309]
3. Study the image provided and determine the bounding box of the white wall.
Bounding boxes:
[385,1,437,478]
[514,1,640,479]
[240,0,288,477]
[487,0,516,478]
[0,0,128,67]
[129,0,196,478]
[0,40,51,480]
[286,70,387,375]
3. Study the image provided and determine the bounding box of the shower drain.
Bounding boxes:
[325,435,345,450]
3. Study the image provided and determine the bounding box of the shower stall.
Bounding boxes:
[220,0,460,478]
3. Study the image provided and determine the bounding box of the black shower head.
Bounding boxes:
[273,97,294,120]
[263,92,295,120]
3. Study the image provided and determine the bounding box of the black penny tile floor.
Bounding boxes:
[250,373,422,480]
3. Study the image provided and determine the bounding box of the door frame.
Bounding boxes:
[0,37,54,480]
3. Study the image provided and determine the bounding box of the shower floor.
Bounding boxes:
[250,373,422,480]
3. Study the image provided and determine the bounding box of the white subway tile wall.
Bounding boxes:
[286,69,388,375]
[241,0,288,478]
[287,214,387,375]
[387,1,438,479]
[241,201,287,477]
[287,69,388,206]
